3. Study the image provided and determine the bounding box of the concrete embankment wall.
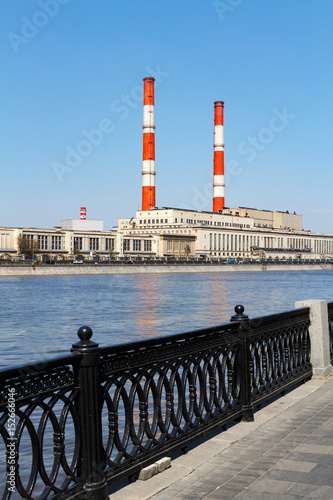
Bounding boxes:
[0,263,333,277]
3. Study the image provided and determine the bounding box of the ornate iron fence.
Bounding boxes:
[100,320,241,487]
[249,308,311,405]
[328,302,333,362]
[0,357,82,499]
[0,305,313,499]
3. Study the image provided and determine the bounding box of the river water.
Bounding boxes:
[1,270,333,370]
[1,270,333,497]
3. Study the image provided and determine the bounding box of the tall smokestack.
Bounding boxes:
[213,101,225,212]
[80,207,86,220]
[142,77,155,211]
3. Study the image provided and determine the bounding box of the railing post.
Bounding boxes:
[230,305,254,422]
[71,327,108,499]
[295,300,333,378]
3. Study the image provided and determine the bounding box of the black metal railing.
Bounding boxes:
[0,305,313,499]
[100,319,241,487]
[328,302,333,362]
[249,308,311,405]
[0,357,82,499]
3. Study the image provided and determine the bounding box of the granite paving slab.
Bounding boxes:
[109,377,333,499]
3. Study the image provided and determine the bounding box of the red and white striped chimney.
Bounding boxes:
[213,101,225,213]
[80,207,86,220]
[142,77,156,211]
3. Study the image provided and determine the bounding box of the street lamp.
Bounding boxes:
[31,236,35,268]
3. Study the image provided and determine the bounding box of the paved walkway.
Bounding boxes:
[109,377,333,499]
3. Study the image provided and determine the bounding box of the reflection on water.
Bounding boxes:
[202,274,229,325]
[0,271,333,369]
[131,275,163,340]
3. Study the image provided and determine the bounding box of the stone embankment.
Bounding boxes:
[0,263,333,277]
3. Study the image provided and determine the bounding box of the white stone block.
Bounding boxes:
[138,464,158,481]
[155,457,171,473]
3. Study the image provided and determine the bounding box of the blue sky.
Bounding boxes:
[1,0,333,233]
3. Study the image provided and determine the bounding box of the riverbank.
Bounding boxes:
[1,263,333,277]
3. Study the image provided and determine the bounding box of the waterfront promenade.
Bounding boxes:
[1,296,332,498]
[110,376,333,499]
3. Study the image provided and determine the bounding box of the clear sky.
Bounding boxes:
[1,0,333,233]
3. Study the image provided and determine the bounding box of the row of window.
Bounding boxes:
[73,237,115,252]
[139,219,168,224]
[37,235,62,250]
[208,234,333,254]
[24,234,62,251]
[185,219,249,228]
[89,238,99,251]
[314,239,333,254]
[286,238,312,250]
[138,218,249,229]
[123,239,152,252]
[209,233,255,252]
[125,229,192,235]
[166,240,187,252]
[0,234,10,248]
[19,233,333,256]
[21,236,116,253]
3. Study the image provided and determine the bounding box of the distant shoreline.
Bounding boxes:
[0,263,332,277]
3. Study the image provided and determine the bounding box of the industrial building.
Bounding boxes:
[1,204,332,262]
[1,78,333,263]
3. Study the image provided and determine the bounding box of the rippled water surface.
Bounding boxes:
[1,270,333,369]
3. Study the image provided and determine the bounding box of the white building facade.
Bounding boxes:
[1,207,333,261]
[118,207,333,261]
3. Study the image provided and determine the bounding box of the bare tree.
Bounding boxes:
[185,244,191,257]
[17,235,39,258]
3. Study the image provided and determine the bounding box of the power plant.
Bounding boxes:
[1,76,333,263]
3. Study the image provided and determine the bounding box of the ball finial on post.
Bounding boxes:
[77,326,93,341]
[234,304,244,315]
[72,326,98,351]
[230,304,248,322]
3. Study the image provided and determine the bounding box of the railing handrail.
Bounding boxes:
[100,321,238,356]
[0,351,80,381]
[249,306,309,325]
